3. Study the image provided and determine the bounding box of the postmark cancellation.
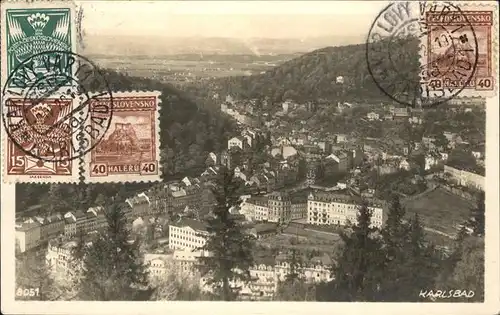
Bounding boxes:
[419,1,498,99]
[1,0,80,183]
[1,1,162,183]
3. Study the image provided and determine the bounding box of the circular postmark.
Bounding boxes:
[1,50,114,162]
[366,2,479,107]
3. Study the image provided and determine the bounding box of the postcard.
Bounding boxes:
[1,1,498,315]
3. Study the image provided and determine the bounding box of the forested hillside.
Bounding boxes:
[192,41,419,104]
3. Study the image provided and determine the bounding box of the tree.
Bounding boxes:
[197,167,255,301]
[441,236,484,302]
[329,202,384,301]
[43,184,70,213]
[447,149,477,172]
[275,278,316,301]
[379,196,440,301]
[77,201,150,300]
[434,132,449,150]
[16,254,57,301]
[285,248,302,282]
[95,194,106,207]
[404,214,440,300]
[379,195,411,300]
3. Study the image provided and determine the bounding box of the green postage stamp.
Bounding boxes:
[4,6,74,86]
[5,8,73,85]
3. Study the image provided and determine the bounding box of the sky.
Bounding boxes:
[78,1,390,39]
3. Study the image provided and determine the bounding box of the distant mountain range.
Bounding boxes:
[81,35,365,56]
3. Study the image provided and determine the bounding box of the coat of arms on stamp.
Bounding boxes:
[85,91,162,182]
[6,8,73,86]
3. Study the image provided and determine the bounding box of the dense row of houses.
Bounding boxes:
[239,191,308,223]
[307,191,386,228]
[15,207,108,253]
[144,248,333,300]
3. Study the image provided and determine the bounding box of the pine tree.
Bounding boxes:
[379,195,410,300]
[197,167,255,301]
[94,193,107,207]
[380,196,440,301]
[77,200,149,300]
[468,191,485,237]
[404,214,439,300]
[445,236,484,302]
[330,202,384,301]
[16,254,57,300]
[44,184,70,213]
[285,248,302,282]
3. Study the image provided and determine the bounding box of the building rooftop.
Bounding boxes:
[173,218,208,232]
[253,222,278,234]
[16,221,41,232]
[309,190,384,208]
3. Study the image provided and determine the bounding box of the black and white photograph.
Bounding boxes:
[1,0,498,313]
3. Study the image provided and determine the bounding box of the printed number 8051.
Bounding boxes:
[16,287,40,298]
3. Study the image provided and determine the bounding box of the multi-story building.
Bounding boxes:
[15,220,41,253]
[267,192,291,224]
[89,207,108,231]
[169,219,208,251]
[274,253,333,283]
[171,186,201,212]
[62,207,108,237]
[228,136,247,150]
[126,193,151,216]
[444,165,485,191]
[46,240,81,276]
[254,197,270,221]
[144,250,209,280]
[307,191,385,228]
[173,249,211,276]
[64,216,77,237]
[290,193,308,220]
[240,198,257,221]
[326,151,350,172]
[246,257,277,299]
[74,210,94,234]
[144,253,174,278]
[34,213,65,242]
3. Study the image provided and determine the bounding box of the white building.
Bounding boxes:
[241,197,269,221]
[399,159,411,170]
[169,219,208,251]
[425,155,439,170]
[144,253,175,278]
[307,191,385,228]
[240,199,257,221]
[46,240,79,275]
[444,165,485,191]
[367,112,380,121]
[15,220,41,253]
[228,136,247,150]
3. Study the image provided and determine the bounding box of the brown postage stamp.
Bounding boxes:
[84,91,162,183]
[420,2,498,98]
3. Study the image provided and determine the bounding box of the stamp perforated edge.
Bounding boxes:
[1,0,81,184]
[83,90,163,184]
[419,1,499,99]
